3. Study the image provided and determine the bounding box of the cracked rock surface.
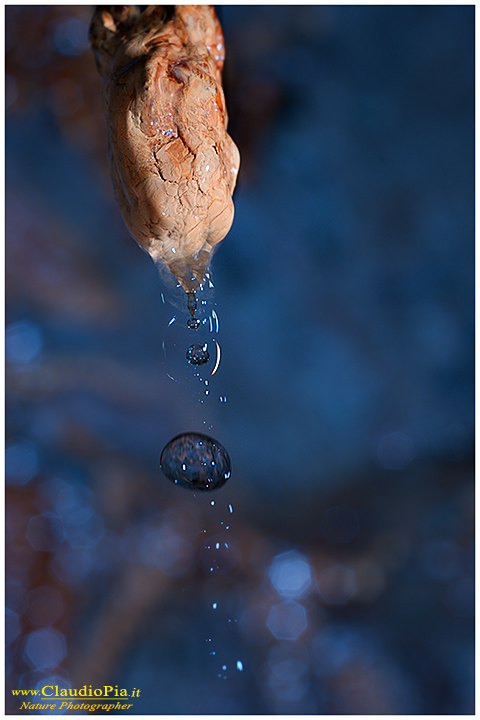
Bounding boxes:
[90,5,240,291]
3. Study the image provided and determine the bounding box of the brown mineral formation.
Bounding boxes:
[90,5,240,292]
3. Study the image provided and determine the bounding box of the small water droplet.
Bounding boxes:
[215,542,220,549]
[210,500,215,506]
[186,343,209,365]
[187,318,200,330]
[229,504,234,513]
[225,542,229,548]
[237,661,243,671]
[212,602,217,609]
[160,293,165,303]
[222,665,227,671]
[168,316,176,326]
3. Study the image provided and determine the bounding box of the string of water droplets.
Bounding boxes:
[204,500,243,679]
[158,273,242,677]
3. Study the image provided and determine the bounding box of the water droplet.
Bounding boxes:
[187,318,200,330]
[210,500,215,506]
[212,602,217,609]
[229,504,234,514]
[222,665,227,671]
[168,316,177,327]
[160,433,231,491]
[187,291,197,316]
[215,542,220,549]
[237,660,243,671]
[186,343,209,365]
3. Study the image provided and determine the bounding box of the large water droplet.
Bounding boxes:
[160,433,231,491]
[186,343,209,365]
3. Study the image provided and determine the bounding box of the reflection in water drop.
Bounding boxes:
[187,318,200,330]
[160,433,231,491]
[186,343,209,366]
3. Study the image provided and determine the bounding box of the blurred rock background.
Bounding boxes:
[5,5,474,715]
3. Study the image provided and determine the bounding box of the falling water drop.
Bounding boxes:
[228,504,234,514]
[210,500,215,506]
[237,661,243,672]
[160,433,231,491]
[187,291,197,316]
[186,343,209,366]
[212,602,217,609]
